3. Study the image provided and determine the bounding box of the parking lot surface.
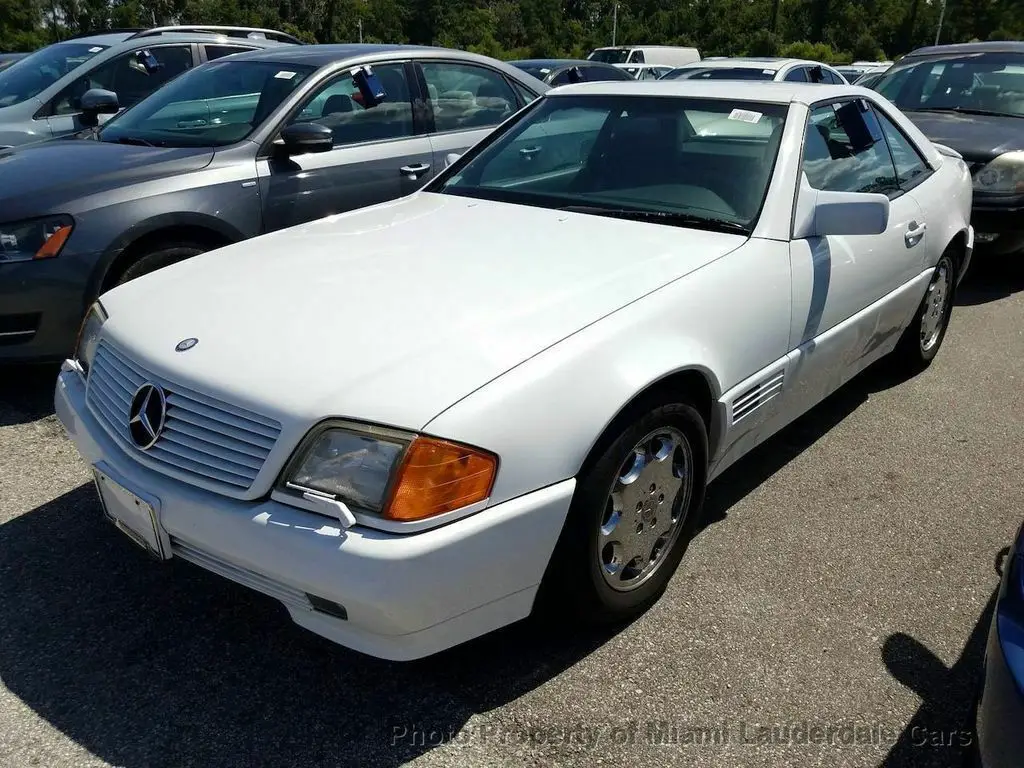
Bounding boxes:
[1,257,1022,768]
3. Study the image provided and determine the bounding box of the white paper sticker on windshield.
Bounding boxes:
[728,108,763,123]
[763,69,776,75]
[274,70,297,79]
[89,46,103,53]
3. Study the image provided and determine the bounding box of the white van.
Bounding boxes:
[587,46,701,68]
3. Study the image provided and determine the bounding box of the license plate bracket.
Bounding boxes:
[92,464,171,561]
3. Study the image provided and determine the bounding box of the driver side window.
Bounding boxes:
[802,103,900,197]
[51,46,193,115]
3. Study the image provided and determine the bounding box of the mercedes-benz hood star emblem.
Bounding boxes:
[128,383,167,450]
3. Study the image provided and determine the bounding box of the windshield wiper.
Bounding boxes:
[106,135,157,147]
[560,205,750,234]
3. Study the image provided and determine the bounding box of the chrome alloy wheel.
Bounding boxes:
[920,261,951,353]
[597,427,693,592]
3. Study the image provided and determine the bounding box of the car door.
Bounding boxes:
[44,44,195,137]
[256,61,432,233]
[784,100,926,410]
[418,60,526,170]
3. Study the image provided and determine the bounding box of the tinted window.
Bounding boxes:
[53,45,194,115]
[205,45,256,61]
[874,107,929,187]
[421,61,517,133]
[589,49,630,64]
[628,50,645,64]
[0,42,108,108]
[99,60,315,147]
[290,62,413,145]
[435,94,789,230]
[785,67,808,82]
[664,67,776,82]
[803,103,899,196]
[875,52,1024,118]
[584,65,632,82]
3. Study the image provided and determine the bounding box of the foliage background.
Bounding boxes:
[2,0,1023,63]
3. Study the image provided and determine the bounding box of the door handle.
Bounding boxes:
[399,163,431,180]
[177,119,208,128]
[520,146,542,158]
[905,221,927,246]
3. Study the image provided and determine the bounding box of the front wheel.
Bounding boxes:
[539,400,708,624]
[887,250,956,375]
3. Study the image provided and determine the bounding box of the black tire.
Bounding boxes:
[887,249,957,375]
[114,243,206,286]
[538,399,708,625]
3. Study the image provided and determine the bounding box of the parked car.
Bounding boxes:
[835,60,892,83]
[663,57,849,84]
[870,41,1024,256]
[588,45,701,68]
[0,25,300,148]
[614,63,675,81]
[0,44,548,363]
[55,78,973,661]
[508,58,633,86]
[974,519,1024,768]
[854,71,886,89]
[0,52,28,73]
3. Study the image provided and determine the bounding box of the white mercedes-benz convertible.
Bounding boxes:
[56,80,973,660]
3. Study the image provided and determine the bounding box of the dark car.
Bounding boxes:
[974,519,1024,768]
[872,42,1024,255]
[508,58,633,86]
[0,44,547,363]
[0,52,28,73]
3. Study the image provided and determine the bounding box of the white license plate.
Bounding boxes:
[93,467,170,560]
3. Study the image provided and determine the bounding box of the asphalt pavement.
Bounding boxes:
[1,255,1022,768]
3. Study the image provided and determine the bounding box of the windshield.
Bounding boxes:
[0,42,108,108]
[875,52,1024,118]
[515,65,551,81]
[589,49,630,64]
[99,60,317,148]
[432,94,788,233]
[663,67,776,82]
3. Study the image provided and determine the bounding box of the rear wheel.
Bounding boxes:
[540,400,708,623]
[887,250,956,374]
[114,242,207,286]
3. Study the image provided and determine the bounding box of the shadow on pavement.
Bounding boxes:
[0,363,59,427]
[878,552,1005,768]
[0,363,912,767]
[955,252,1024,307]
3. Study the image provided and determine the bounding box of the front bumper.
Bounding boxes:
[975,542,1024,768]
[0,255,94,363]
[55,366,575,660]
[971,197,1024,255]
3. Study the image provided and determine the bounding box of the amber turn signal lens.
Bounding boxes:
[385,437,497,522]
[35,225,73,259]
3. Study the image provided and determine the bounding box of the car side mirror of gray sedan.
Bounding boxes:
[793,175,890,239]
[79,89,120,127]
[279,123,335,155]
[445,153,461,168]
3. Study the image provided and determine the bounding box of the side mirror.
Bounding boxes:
[278,122,334,155]
[793,177,890,238]
[444,153,461,168]
[79,88,119,126]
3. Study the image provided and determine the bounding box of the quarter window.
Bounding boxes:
[421,61,517,133]
[287,62,414,146]
[204,45,256,62]
[802,103,899,196]
[52,45,194,115]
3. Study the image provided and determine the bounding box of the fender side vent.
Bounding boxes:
[731,371,785,424]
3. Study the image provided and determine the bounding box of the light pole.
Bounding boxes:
[612,3,618,47]
[358,19,363,43]
[934,0,947,46]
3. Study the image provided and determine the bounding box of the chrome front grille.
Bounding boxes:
[87,341,281,494]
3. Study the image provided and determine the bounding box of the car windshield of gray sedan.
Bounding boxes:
[875,52,1024,118]
[662,67,777,82]
[99,60,317,147]
[0,42,108,107]
[435,94,788,233]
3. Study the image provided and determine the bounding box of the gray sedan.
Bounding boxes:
[0,44,548,363]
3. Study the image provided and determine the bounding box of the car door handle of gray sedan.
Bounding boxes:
[399,163,431,180]
[905,221,927,246]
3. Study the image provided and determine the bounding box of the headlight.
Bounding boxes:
[0,215,74,263]
[282,421,498,524]
[74,301,107,374]
[973,151,1024,194]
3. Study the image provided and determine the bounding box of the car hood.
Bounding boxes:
[902,110,1024,165]
[0,138,212,219]
[100,193,747,431]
